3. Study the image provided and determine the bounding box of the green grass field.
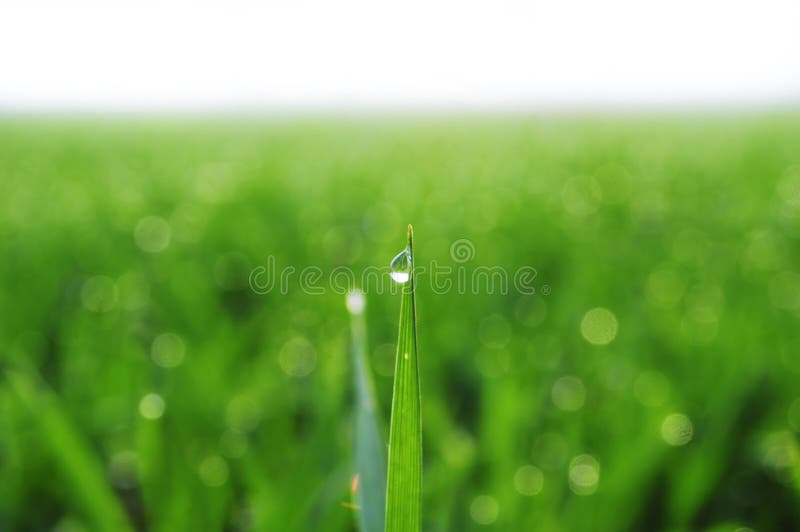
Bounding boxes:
[1,115,800,531]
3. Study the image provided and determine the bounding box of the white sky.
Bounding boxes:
[1,0,799,111]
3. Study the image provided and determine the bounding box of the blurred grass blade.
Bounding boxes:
[6,370,133,532]
[347,289,387,532]
[385,225,422,532]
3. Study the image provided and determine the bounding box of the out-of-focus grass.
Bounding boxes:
[348,288,386,532]
[1,115,799,531]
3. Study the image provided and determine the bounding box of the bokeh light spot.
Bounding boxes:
[151,333,186,368]
[661,413,693,446]
[568,454,600,495]
[645,268,686,308]
[198,455,229,487]
[514,465,544,496]
[108,450,138,489]
[139,393,165,420]
[680,306,719,344]
[279,337,317,377]
[134,215,171,253]
[479,313,511,348]
[225,394,262,433]
[552,376,586,411]
[514,296,547,327]
[220,429,249,459]
[469,495,499,525]
[51,517,88,532]
[580,307,618,345]
[81,275,118,313]
[760,431,799,485]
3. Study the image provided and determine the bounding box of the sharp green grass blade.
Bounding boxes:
[385,225,422,532]
[347,289,387,532]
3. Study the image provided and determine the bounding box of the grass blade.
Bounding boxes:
[6,370,133,532]
[347,290,387,532]
[385,225,422,532]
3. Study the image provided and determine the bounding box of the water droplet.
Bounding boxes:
[389,248,411,284]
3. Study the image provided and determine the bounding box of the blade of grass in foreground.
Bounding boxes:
[347,289,387,532]
[385,225,422,532]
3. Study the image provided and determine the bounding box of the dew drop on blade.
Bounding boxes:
[389,248,411,284]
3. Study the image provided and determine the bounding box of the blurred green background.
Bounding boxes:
[1,115,800,531]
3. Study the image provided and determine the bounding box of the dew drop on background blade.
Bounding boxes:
[390,248,411,284]
[346,290,366,315]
